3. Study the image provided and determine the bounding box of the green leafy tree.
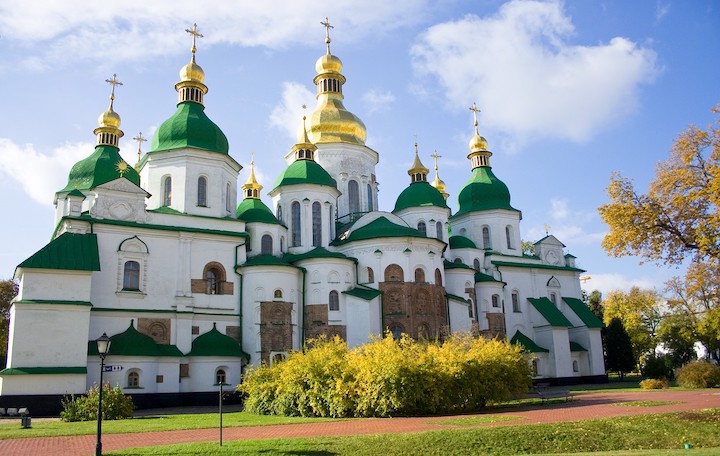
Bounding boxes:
[587,290,603,321]
[656,313,697,368]
[0,279,19,367]
[603,318,636,381]
[603,287,662,358]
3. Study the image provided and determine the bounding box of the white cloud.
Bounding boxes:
[411,0,658,144]
[583,273,661,296]
[0,139,92,205]
[269,82,316,140]
[0,0,431,69]
[363,89,396,112]
[550,198,570,220]
[655,1,671,23]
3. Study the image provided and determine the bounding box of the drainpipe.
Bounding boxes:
[300,268,306,349]
[234,244,245,365]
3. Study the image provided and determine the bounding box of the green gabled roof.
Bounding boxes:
[150,101,229,154]
[88,322,183,357]
[284,247,353,263]
[272,159,336,190]
[491,260,585,273]
[444,259,473,270]
[236,198,280,225]
[0,367,87,376]
[331,216,427,245]
[446,293,470,304]
[449,235,477,249]
[475,272,505,284]
[527,297,573,327]
[563,297,604,329]
[18,232,100,271]
[570,341,587,352]
[188,323,248,359]
[510,330,549,353]
[59,144,141,193]
[151,206,184,215]
[240,254,293,267]
[67,189,86,198]
[393,181,448,212]
[455,166,519,216]
[343,286,381,301]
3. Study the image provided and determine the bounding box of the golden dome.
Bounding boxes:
[431,174,447,193]
[306,99,367,145]
[469,132,488,152]
[179,59,205,83]
[315,52,343,74]
[408,145,429,176]
[98,107,121,129]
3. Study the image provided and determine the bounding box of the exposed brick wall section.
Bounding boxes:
[138,317,171,344]
[259,301,293,363]
[380,282,449,340]
[304,304,347,341]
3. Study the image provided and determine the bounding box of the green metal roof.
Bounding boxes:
[343,286,381,301]
[284,247,354,263]
[188,323,248,359]
[446,293,470,304]
[331,216,427,245]
[510,330,549,353]
[449,235,477,249]
[59,144,140,193]
[0,367,87,375]
[563,297,604,329]
[236,198,280,225]
[444,259,473,270]
[475,272,504,284]
[240,254,294,267]
[393,181,448,212]
[491,260,585,273]
[570,341,588,352]
[150,101,229,154]
[272,159,337,190]
[527,297,573,327]
[17,232,100,271]
[88,322,183,357]
[454,166,519,216]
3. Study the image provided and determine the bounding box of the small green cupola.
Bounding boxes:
[236,157,280,224]
[455,103,518,216]
[393,143,448,212]
[59,74,140,193]
[188,323,248,358]
[150,23,229,155]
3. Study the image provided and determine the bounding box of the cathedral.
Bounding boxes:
[0,22,605,413]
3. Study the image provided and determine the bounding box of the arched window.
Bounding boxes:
[473,258,480,271]
[414,268,425,283]
[417,221,427,236]
[291,201,301,247]
[482,226,491,249]
[572,360,579,373]
[367,183,373,211]
[384,264,404,282]
[261,235,273,255]
[280,236,285,251]
[329,290,339,311]
[512,291,520,312]
[454,258,462,264]
[206,267,221,295]
[389,323,404,340]
[435,221,443,241]
[532,359,539,376]
[434,268,442,286]
[127,370,140,388]
[225,183,232,213]
[215,368,227,385]
[506,225,514,249]
[328,205,334,239]
[123,261,140,291]
[550,292,557,305]
[492,294,500,308]
[277,205,283,222]
[312,201,322,247]
[197,176,207,207]
[367,267,374,283]
[274,289,283,299]
[348,179,360,214]
[163,176,172,206]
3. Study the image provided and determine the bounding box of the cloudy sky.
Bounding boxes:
[1,0,718,297]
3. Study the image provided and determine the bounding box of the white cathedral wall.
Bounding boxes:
[16,270,92,302]
[345,296,379,348]
[270,185,339,253]
[451,210,521,255]
[0,374,87,395]
[394,206,450,242]
[448,300,473,333]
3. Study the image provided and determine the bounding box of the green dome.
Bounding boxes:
[236,198,280,225]
[449,235,477,249]
[272,159,337,190]
[59,145,140,193]
[188,323,246,357]
[393,181,448,212]
[151,101,229,154]
[455,166,518,216]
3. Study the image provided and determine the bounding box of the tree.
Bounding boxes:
[0,279,19,367]
[656,313,697,368]
[603,318,636,381]
[587,290,603,321]
[602,287,663,359]
[598,105,720,266]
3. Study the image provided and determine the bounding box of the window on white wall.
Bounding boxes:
[225,183,232,213]
[417,221,426,236]
[367,183,373,211]
[123,261,140,291]
[127,370,140,388]
[506,225,514,249]
[197,176,207,207]
[492,294,500,308]
[312,201,322,247]
[348,179,360,214]
[482,226,491,249]
[261,235,273,255]
[163,176,172,206]
[435,221,443,241]
[291,201,301,247]
[215,368,227,385]
[329,290,339,311]
[512,291,520,312]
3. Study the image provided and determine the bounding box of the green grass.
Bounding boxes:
[427,415,524,426]
[612,401,683,407]
[0,411,337,440]
[109,409,720,455]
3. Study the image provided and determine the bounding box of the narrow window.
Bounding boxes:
[506,225,513,249]
[348,180,360,215]
[417,221,427,236]
[328,205,334,239]
[312,201,322,247]
[468,299,474,318]
[512,292,520,312]
[215,369,226,385]
[123,261,140,290]
[492,294,500,308]
[367,267,374,283]
[389,324,404,340]
[329,290,339,311]
[532,359,539,376]
[573,360,579,373]
[291,201,301,247]
[206,268,220,295]
[414,268,425,283]
[473,258,480,270]
[163,176,172,206]
[127,371,140,388]
[384,264,404,282]
[197,176,207,207]
[261,235,273,255]
[274,289,283,299]
[367,184,373,211]
[550,292,557,305]
[225,183,232,213]
[435,221,443,241]
[482,226,491,249]
[277,205,283,223]
[434,268,442,286]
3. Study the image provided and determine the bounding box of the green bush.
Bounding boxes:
[676,361,720,388]
[239,332,532,417]
[641,355,673,380]
[639,378,669,389]
[60,383,134,422]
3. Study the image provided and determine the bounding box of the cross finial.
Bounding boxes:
[133,132,147,163]
[105,74,123,109]
[430,150,442,171]
[544,224,550,236]
[250,151,255,167]
[321,17,334,53]
[185,23,204,60]
[469,102,481,132]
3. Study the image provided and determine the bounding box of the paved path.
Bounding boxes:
[1,389,719,455]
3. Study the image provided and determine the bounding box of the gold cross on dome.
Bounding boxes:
[544,224,550,235]
[185,23,204,55]
[469,102,481,126]
[431,150,442,170]
[321,17,334,51]
[133,132,147,162]
[105,74,123,107]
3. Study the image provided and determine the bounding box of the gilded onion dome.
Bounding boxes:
[408,142,429,183]
[237,157,280,224]
[430,151,449,200]
[393,143,448,212]
[304,17,367,145]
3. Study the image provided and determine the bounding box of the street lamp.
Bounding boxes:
[96,333,111,456]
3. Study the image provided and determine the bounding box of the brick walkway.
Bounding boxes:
[1,389,719,455]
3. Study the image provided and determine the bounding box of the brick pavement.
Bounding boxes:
[1,389,719,455]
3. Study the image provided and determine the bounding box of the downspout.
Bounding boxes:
[234,244,245,365]
[300,267,306,349]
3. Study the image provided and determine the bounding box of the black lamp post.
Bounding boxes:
[95,333,111,456]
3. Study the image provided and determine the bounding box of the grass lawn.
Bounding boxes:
[109,409,720,455]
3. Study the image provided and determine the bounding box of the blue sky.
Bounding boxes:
[1,0,718,296]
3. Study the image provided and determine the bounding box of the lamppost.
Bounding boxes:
[95,333,111,456]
